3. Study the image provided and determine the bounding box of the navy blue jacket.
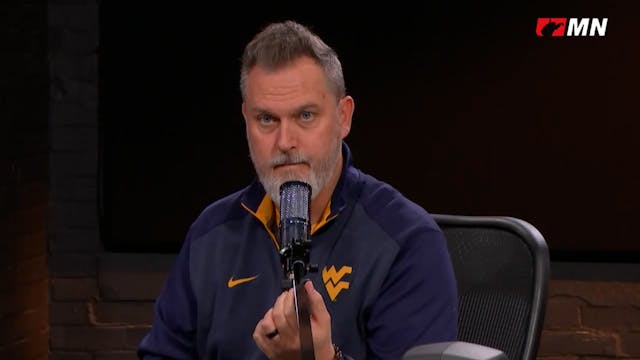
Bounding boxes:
[138,143,458,359]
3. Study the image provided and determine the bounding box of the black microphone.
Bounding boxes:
[278,180,316,360]
[279,180,312,286]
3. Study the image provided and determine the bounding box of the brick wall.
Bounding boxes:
[46,3,640,360]
[47,1,162,359]
[0,1,49,359]
[48,252,171,360]
[539,280,640,359]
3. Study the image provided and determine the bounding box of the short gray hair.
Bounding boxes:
[240,20,346,100]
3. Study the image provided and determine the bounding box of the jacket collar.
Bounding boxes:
[240,142,360,242]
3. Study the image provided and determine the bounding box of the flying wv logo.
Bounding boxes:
[322,265,352,301]
[536,18,608,37]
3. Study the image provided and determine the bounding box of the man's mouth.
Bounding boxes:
[274,162,305,169]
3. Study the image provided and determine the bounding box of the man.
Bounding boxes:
[138,20,458,359]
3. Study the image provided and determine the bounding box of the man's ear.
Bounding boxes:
[338,96,354,139]
[241,101,248,123]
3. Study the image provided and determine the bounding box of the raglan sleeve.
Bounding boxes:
[366,225,458,359]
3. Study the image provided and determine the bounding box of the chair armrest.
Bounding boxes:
[402,341,508,360]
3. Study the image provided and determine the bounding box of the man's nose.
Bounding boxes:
[276,119,298,151]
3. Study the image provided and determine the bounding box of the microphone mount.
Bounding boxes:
[278,181,318,360]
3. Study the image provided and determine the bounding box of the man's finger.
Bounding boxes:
[305,280,330,324]
[303,280,335,360]
[282,288,298,331]
[272,289,296,338]
[254,308,277,338]
[253,308,279,358]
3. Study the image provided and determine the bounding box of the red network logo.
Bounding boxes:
[536,18,567,37]
[536,18,609,37]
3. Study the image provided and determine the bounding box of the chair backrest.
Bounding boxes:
[433,214,550,360]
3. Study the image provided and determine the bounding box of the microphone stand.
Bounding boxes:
[279,200,318,360]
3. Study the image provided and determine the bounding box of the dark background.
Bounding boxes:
[98,2,640,261]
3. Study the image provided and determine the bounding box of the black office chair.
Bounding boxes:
[403,214,550,360]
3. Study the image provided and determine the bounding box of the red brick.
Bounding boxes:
[0,328,49,360]
[538,330,617,356]
[99,271,166,301]
[51,201,98,230]
[620,332,640,356]
[91,301,154,325]
[51,352,92,360]
[94,351,138,360]
[0,279,48,319]
[543,297,582,329]
[51,278,98,301]
[1,204,48,240]
[50,302,89,325]
[53,17,99,50]
[126,326,150,348]
[49,254,97,277]
[49,101,96,127]
[51,176,96,202]
[17,180,48,209]
[0,304,47,344]
[549,280,640,307]
[49,152,97,179]
[0,255,47,291]
[50,325,142,351]
[51,126,96,152]
[14,134,48,158]
[583,306,640,331]
[0,227,47,263]
[60,78,99,106]
[536,356,578,360]
[16,154,48,182]
[49,228,101,253]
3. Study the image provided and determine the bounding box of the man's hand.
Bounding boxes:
[253,281,335,360]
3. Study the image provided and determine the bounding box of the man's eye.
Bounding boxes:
[300,111,313,121]
[258,114,273,124]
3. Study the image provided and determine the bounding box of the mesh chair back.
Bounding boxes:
[434,215,549,360]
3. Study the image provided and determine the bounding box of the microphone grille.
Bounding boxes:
[279,181,311,221]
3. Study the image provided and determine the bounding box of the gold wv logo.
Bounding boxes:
[322,266,352,301]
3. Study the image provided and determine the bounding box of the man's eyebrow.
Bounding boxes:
[247,103,321,116]
[246,106,269,115]
[292,103,321,113]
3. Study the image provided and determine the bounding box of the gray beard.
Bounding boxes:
[250,140,342,206]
